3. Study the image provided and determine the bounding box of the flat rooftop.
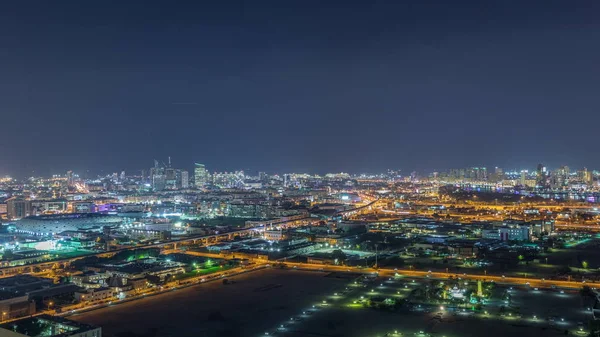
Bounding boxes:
[0,314,99,336]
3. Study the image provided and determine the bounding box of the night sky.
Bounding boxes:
[1,0,599,177]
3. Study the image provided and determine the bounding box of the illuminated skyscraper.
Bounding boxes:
[165,167,177,190]
[150,160,166,191]
[180,170,189,189]
[6,197,31,219]
[579,168,593,185]
[66,170,74,187]
[556,166,570,187]
[520,170,527,186]
[194,163,210,188]
[536,163,547,187]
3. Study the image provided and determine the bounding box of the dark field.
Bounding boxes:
[70,269,346,337]
[71,269,593,337]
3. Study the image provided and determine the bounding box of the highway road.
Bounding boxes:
[167,249,592,290]
[0,226,266,278]
[281,262,590,289]
[16,259,584,324]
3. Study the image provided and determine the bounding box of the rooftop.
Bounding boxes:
[0,314,100,336]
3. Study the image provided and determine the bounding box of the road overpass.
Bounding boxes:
[282,262,590,289]
[0,227,262,277]
[168,248,592,290]
[411,201,595,211]
[336,198,383,217]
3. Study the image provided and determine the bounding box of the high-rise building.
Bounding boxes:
[7,197,31,219]
[150,160,166,191]
[555,166,570,187]
[536,163,547,187]
[213,171,244,188]
[180,170,189,189]
[66,170,74,186]
[165,167,177,190]
[194,163,210,188]
[579,168,593,185]
[466,167,486,181]
[488,167,503,183]
[520,170,528,186]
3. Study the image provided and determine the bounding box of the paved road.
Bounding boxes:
[282,262,590,289]
[171,250,591,289]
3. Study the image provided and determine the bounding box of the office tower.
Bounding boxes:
[150,160,166,191]
[488,167,503,183]
[194,163,209,188]
[466,167,486,181]
[180,170,189,189]
[7,197,31,219]
[556,166,570,187]
[536,163,547,187]
[165,167,177,190]
[520,170,527,186]
[580,168,593,185]
[479,167,487,180]
[66,170,74,186]
[212,171,244,188]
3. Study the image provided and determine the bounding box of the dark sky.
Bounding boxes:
[1,0,599,177]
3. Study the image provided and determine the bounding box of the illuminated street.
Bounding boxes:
[0,3,599,335]
[70,268,594,337]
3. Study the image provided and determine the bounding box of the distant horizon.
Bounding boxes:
[0,162,596,180]
[1,1,599,179]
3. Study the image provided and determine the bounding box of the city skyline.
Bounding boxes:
[1,0,600,176]
[2,1,600,336]
[2,160,600,180]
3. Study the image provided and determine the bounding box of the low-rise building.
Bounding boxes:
[482,226,530,241]
[127,229,172,241]
[0,314,101,337]
[72,271,109,288]
[75,287,114,303]
[0,275,53,293]
[127,278,149,291]
[0,293,35,320]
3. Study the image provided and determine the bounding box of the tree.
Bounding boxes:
[331,250,347,262]
[2,249,14,260]
[580,285,593,298]
[582,261,589,269]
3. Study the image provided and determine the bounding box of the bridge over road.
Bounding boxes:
[0,227,261,277]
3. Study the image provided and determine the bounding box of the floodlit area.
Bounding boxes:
[69,269,347,337]
[70,268,594,337]
[259,273,594,337]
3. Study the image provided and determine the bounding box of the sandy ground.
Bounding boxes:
[71,269,593,337]
[70,269,347,337]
